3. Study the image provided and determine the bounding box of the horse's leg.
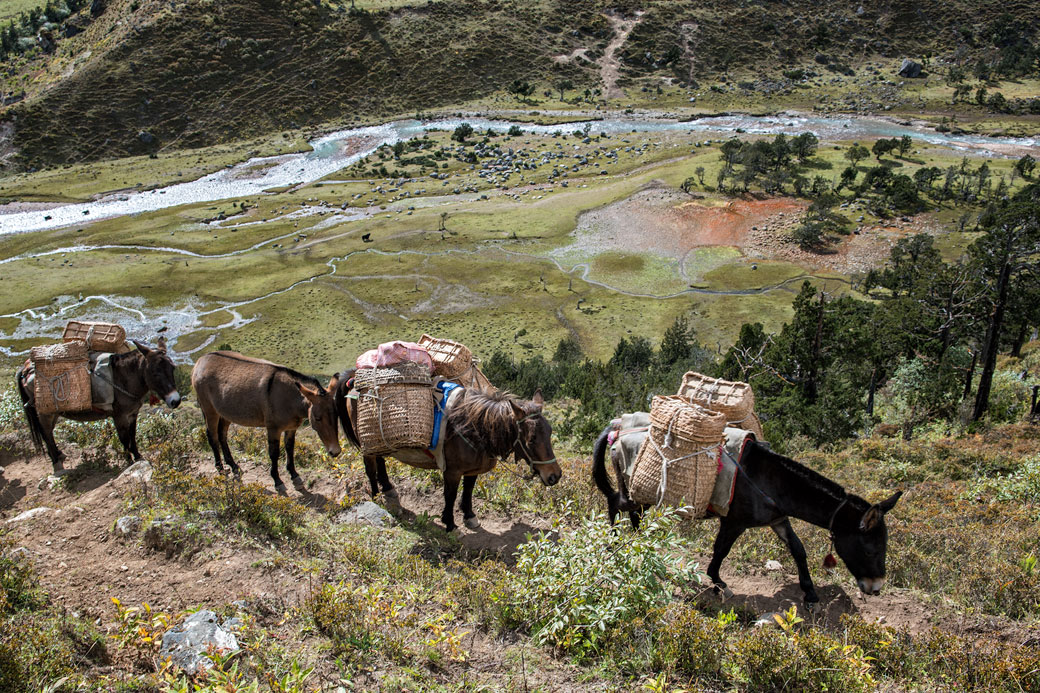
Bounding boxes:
[441,472,462,532]
[460,475,480,529]
[38,413,66,474]
[113,413,136,465]
[363,456,381,498]
[218,419,239,478]
[201,408,224,473]
[284,429,304,489]
[707,518,745,598]
[377,457,397,501]
[127,412,142,461]
[770,518,820,607]
[628,506,644,530]
[267,427,285,494]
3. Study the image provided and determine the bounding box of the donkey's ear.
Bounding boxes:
[859,506,882,532]
[878,490,902,513]
[298,383,324,401]
[156,336,168,351]
[132,339,153,356]
[509,399,527,420]
[532,388,544,407]
[327,373,341,391]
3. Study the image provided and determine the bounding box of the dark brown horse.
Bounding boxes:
[191,351,341,493]
[336,369,562,531]
[592,420,902,606]
[16,338,181,474]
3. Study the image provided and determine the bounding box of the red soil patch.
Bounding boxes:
[672,197,806,247]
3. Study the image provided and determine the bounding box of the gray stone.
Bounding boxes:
[7,507,53,524]
[336,501,395,528]
[765,559,783,571]
[898,59,922,78]
[160,609,239,675]
[114,460,153,491]
[114,515,141,537]
[138,131,156,145]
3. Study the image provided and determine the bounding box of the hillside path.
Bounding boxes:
[600,12,642,100]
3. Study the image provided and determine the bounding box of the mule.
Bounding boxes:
[592,422,902,606]
[336,370,562,531]
[191,351,342,493]
[16,338,182,474]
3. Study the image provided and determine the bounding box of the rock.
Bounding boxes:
[114,515,141,537]
[897,59,923,78]
[90,0,105,16]
[336,501,395,528]
[7,547,30,562]
[765,559,783,571]
[138,131,156,145]
[114,460,152,491]
[37,475,62,490]
[160,610,240,675]
[7,507,53,524]
[754,612,782,628]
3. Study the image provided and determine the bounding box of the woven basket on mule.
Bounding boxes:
[677,371,763,440]
[30,341,92,415]
[354,361,435,455]
[417,334,495,392]
[629,395,726,517]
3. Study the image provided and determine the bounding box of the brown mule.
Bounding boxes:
[336,370,562,531]
[16,337,181,474]
[191,351,341,493]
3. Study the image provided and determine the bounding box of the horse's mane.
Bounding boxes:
[209,351,324,389]
[754,443,868,511]
[447,389,534,459]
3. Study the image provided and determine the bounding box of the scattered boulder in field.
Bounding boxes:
[138,131,156,145]
[336,501,395,528]
[898,59,923,78]
[160,610,240,675]
[765,559,783,571]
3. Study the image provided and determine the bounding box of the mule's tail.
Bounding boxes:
[333,369,361,450]
[15,367,44,452]
[592,423,622,522]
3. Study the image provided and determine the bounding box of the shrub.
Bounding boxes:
[507,505,701,655]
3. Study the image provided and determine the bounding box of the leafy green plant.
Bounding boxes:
[507,504,701,655]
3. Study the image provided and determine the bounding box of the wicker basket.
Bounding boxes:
[62,321,126,353]
[31,342,92,414]
[417,334,495,391]
[677,372,763,439]
[355,361,435,455]
[629,395,726,516]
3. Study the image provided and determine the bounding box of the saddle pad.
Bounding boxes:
[708,427,757,517]
[90,352,115,412]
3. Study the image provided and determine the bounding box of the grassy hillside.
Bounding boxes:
[3,0,1038,168]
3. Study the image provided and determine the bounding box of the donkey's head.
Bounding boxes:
[133,338,180,408]
[831,491,902,595]
[298,374,342,458]
[510,389,562,487]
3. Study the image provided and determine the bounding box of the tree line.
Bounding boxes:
[486,183,1040,449]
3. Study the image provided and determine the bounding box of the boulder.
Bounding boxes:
[114,515,141,537]
[114,460,152,492]
[336,501,395,528]
[138,131,156,145]
[160,610,240,675]
[90,0,105,17]
[7,507,53,524]
[898,59,923,78]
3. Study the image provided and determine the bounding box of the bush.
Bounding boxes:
[506,505,701,656]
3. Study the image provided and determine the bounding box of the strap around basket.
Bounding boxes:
[648,424,717,507]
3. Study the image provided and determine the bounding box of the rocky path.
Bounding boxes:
[599,12,642,100]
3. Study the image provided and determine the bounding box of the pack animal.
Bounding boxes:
[191,351,341,492]
[336,370,561,531]
[592,421,902,605]
[16,338,181,474]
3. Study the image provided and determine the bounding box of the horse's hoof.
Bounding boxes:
[464,516,481,530]
[721,587,734,600]
[383,488,400,502]
[804,600,820,614]
[291,475,306,490]
[274,483,287,495]
[52,468,70,478]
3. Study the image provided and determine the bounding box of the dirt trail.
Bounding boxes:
[600,12,642,100]
[2,437,1036,647]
